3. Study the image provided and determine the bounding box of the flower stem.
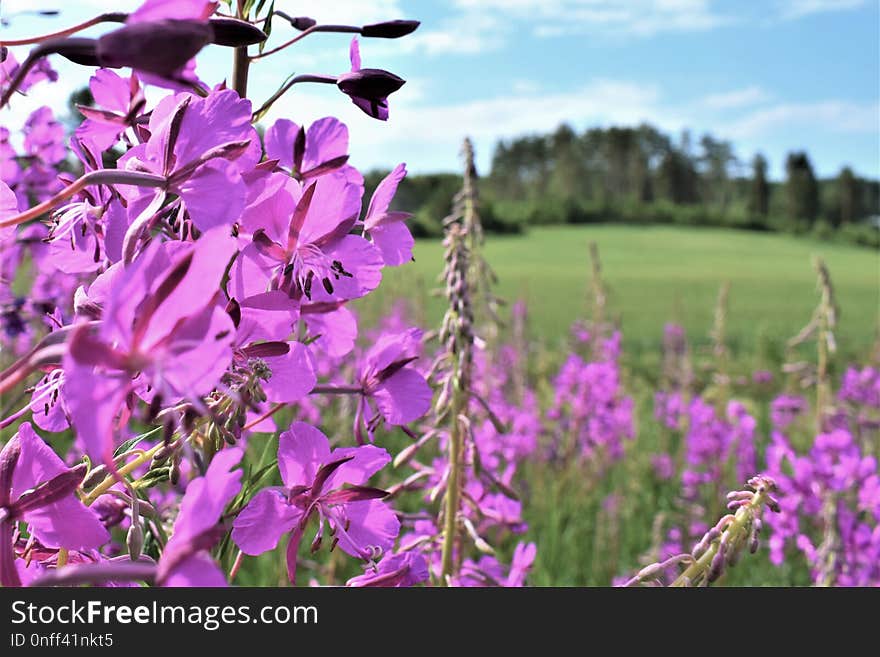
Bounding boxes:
[0,12,126,46]
[231,2,250,97]
[82,441,169,506]
[0,170,166,229]
[440,388,464,584]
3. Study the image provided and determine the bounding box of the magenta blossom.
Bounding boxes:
[231,170,382,305]
[363,163,414,266]
[264,117,351,181]
[0,423,108,586]
[76,69,146,151]
[157,447,242,587]
[62,228,236,465]
[118,87,260,233]
[232,422,400,583]
[355,327,431,443]
[346,551,429,587]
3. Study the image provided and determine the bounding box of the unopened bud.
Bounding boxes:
[97,20,212,77]
[289,16,317,31]
[360,20,420,39]
[126,523,144,560]
[209,17,268,47]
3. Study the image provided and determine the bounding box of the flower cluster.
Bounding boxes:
[0,0,450,588]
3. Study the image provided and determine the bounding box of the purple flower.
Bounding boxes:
[0,423,108,586]
[62,229,237,464]
[355,327,431,443]
[264,117,350,180]
[771,394,808,431]
[230,291,317,404]
[0,49,57,99]
[346,551,429,587]
[157,447,242,587]
[118,87,260,232]
[75,69,146,151]
[232,422,399,583]
[363,163,415,266]
[23,107,66,165]
[230,170,382,305]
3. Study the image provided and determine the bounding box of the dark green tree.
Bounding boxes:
[834,166,861,226]
[785,151,820,224]
[749,153,769,218]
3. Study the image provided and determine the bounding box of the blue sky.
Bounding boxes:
[1,0,878,180]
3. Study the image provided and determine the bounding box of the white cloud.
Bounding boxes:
[452,0,733,39]
[725,99,880,139]
[700,86,770,110]
[775,0,867,20]
[255,77,663,173]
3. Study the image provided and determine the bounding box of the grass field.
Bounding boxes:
[359,225,879,361]
[349,225,878,586]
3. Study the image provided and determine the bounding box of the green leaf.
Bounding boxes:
[113,426,162,458]
[259,1,275,54]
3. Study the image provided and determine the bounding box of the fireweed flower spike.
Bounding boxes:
[622,476,780,587]
[232,422,400,584]
[0,423,109,587]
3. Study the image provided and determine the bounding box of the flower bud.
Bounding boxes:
[360,20,420,39]
[209,17,268,47]
[289,17,317,31]
[127,522,144,560]
[96,20,212,77]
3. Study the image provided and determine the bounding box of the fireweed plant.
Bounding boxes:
[0,3,877,590]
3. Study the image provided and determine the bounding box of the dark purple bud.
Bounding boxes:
[290,17,317,31]
[336,68,405,120]
[209,17,268,47]
[51,37,101,66]
[337,69,405,99]
[97,20,212,77]
[0,46,8,63]
[361,20,420,38]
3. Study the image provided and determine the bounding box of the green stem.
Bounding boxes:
[232,46,250,97]
[440,384,464,584]
[670,487,766,587]
[82,442,168,506]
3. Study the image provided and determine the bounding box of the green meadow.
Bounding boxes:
[359,225,879,362]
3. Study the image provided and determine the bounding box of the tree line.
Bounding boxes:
[365,123,880,248]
